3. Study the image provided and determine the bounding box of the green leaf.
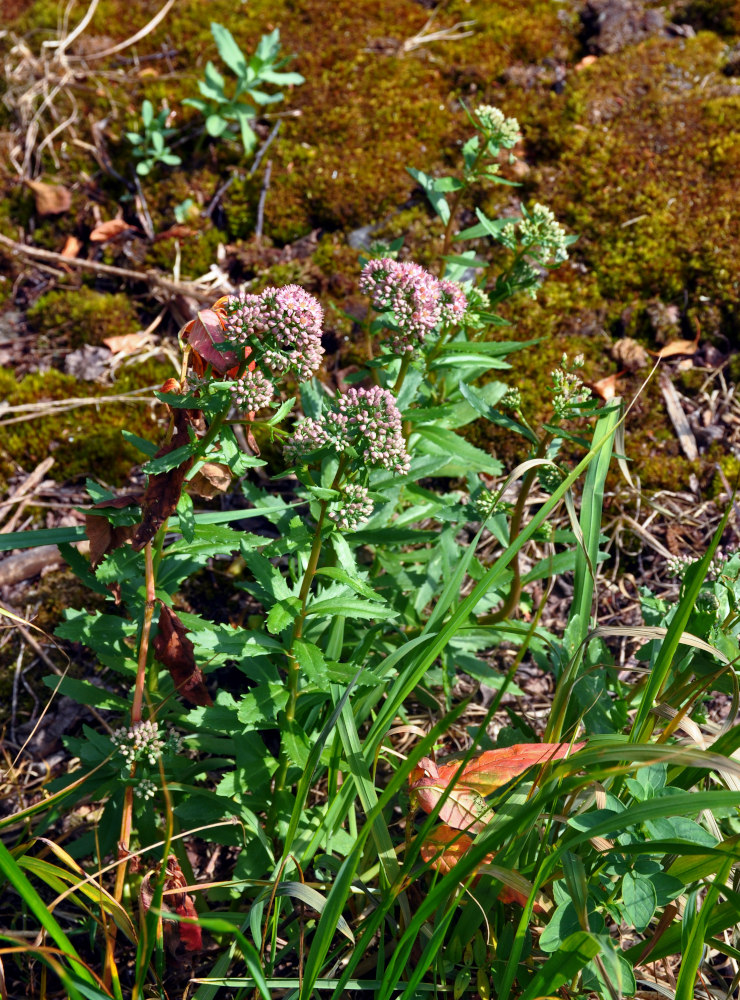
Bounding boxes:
[274,882,354,942]
[518,932,601,1000]
[412,425,503,477]
[205,113,229,137]
[305,596,396,620]
[211,21,248,78]
[313,567,379,601]
[143,440,198,475]
[267,395,296,425]
[177,491,195,543]
[406,167,451,224]
[622,871,656,932]
[237,683,289,726]
[266,597,300,634]
[42,675,129,711]
[0,525,87,552]
[233,106,257,154]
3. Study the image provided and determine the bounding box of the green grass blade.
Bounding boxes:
[0,840,98,986]
[518,931,601,1000]
[630,501,733,741]
[571,402,619,630]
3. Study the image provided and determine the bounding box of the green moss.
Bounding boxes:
[26,287,140,349]
[0,361,171,488]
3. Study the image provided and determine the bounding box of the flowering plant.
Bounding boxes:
[10,104,729,1000]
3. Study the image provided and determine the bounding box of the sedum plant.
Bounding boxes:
[1,104,738,1000]
[183,22,305,155]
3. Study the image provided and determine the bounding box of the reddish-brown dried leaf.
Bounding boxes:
[60,235,82,258]
[153,603,212,706]
[587,372,624,402]
[175,896,202,952]
[84,493,142,569]
[182,306,239,374]
[102,331,150,354]
[155,224,195,242]
[141,855,203,955]
[132,383,204,551]
[26,179,71,215]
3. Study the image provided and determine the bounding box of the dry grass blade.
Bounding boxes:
[659,373,699,462]
[589,624,730,663]
[63,0,177,61]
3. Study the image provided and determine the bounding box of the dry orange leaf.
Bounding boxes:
[60,235,82,258]
[410,743,584,833]
[418,825,546,910]
[647,337,699,360]
[588,372,624,402]
[102,331,150,354]
[89,218,136,242]
[26,179,71,215]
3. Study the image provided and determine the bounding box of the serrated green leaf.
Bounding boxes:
[313,567,379,601]
[237,683,289,726]
[305,596,396,620]
[266,597,301,634]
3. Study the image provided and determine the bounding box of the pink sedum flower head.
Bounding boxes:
[230,368,274,412]
[285,385,410,476]
[222,284,324,382]
[360,258,447,353]
[438,279,468,326]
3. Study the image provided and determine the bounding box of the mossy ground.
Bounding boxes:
[0,360,172,488]
[1,0,738,494]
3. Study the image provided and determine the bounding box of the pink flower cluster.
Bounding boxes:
[359,259,467,353]
[223,284,324,382]
[230,368,274,412]
[285,385,410,475]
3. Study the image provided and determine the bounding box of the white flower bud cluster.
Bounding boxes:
[328,482,375,531]
[519,203,570,265]
[501,387,522,411]
[134,778,158,801]
[474,105,521,148]
[112,719,165,766]
[666,552,726,581]
[551,366,590,418]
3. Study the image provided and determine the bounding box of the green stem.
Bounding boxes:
[478,436,550,625]
[392,354,412,396]
[273,459,347,800]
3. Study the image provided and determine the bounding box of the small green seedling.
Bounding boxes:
[184,22,305,155]
[125,99,182,176]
